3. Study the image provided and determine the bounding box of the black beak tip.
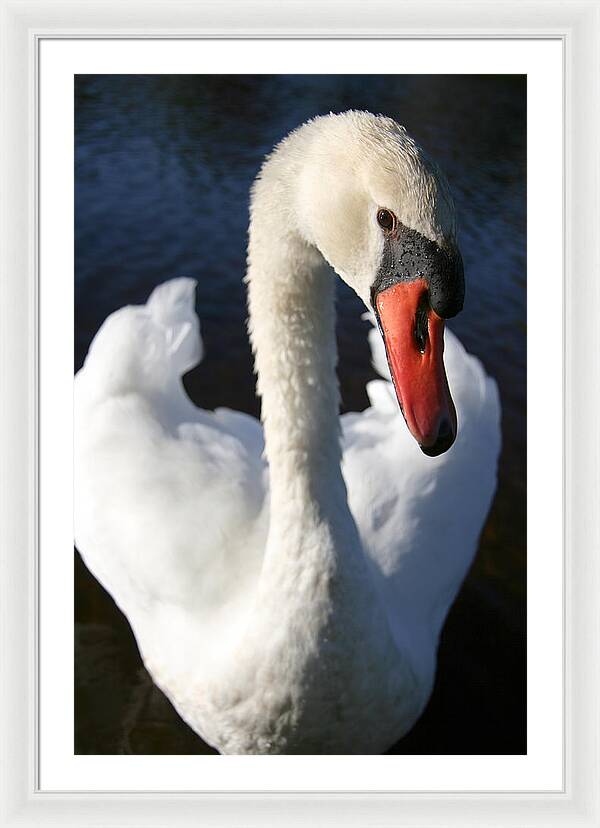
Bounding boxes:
[419,418,456,457]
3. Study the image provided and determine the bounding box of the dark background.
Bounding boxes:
[75,74,526,755]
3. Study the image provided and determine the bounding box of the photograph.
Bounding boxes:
[73,73,526,756]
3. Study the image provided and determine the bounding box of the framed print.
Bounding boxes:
[1,1,599,826]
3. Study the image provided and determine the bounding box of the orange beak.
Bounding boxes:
[375,279,457,456]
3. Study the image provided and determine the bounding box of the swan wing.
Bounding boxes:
[74,279,267,677]
[342,319,501,675]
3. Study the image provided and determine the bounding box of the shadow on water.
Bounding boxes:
[75,74,526,755]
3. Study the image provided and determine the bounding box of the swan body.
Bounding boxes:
[75,111,501,754]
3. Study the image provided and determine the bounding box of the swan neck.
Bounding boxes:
[246,173,373,619]
[247,213,342,499]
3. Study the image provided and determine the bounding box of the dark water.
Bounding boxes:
[75,75,526,755]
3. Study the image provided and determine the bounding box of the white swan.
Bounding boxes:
[75,111,501,754]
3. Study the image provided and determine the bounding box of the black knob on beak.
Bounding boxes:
[428,247,464,319]
[371,224,465,321]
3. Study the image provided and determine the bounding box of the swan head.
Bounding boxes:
[292,111,464,456]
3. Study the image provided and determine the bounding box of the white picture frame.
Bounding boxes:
[1,0,598,825]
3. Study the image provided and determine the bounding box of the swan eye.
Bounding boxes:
[377,208,396,233]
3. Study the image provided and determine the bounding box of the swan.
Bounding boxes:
[74,110,501,754]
